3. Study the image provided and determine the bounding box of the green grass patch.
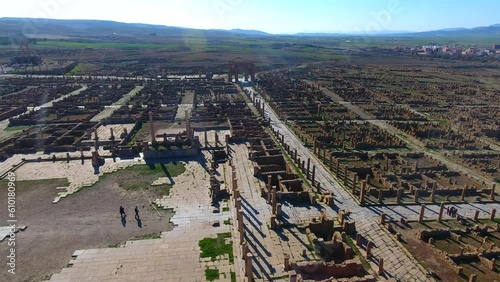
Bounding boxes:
[37,40,179,49]
[205,268,220,281]
[222,207,230,212]
[132,232,161,240]
[108,243,122,248]
[4,126,31,132]
[66,63,82,75]
[199,233,234,264]
[345,235,373,274]
[230,271,236,282]
[118,162,186,191]
[223,219,232,225]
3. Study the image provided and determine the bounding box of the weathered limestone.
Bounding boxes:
[438,202,444,222]
[474,210,479,221]
[356,233,362,246]
[379,213,386,225]
[148,111,156,143]
[352,174,358,194]
[312,165,316,184]
[245,253,253,281]
[236,199,242,211]
[430,185,436,202]
[267,175,272,204]
[378,258,384,275]
[366,241,373,258]
[306,158,311,178]
[419,204,425,223]
[343,166,348,185]
[272,187,277,215]
[270,215,277,230]
[284,253,290,271]
[360,180,366,204]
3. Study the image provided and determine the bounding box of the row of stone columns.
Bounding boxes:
[355,233,384,275]
[418,202,498,223]
[228,162,253,281]
[272,129,318,187]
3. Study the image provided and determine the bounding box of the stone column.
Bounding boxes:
[461,186,466,201]
[356,233,362,246]
[397,188,402,203]
[352,174,358,194]
[336,158,340,175]
[238,210,245,244]
[419,204,425,223]
[214,132,219,146]
[312,165,316,184]
[360,181,366,204]
[270,215,277,230]
[379,213,386,225]
[307,158,311,179]
[378,258,384,275]
[430,185,436,202]
[491,183,496,200]
[245,253,253,281]
[185,110,191,139]
[94,129,99,151]
[366,241,373,258]
[267,175,272,204]
[474,210,479,221]
[204,128,208,148]
[272,187,277,215]
[378,189,384,203]
[284,254,290,271]
[329,153,333,171]
[148,111,156,143]
[343,166,348,185]
[490,208,496,220]
[414,189,419,203]
[469,274,477,282]
[438,202,444,222]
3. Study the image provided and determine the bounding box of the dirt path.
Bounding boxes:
[0,174,174,282]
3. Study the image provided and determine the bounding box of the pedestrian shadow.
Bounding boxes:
[136,217,142,228]
[121,215,127,227]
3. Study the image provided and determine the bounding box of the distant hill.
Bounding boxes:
[0,17,498,40]
[0,18,268,39]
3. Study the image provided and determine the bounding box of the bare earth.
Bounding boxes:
[0,174,174,282]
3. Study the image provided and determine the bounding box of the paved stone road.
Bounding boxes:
[230,143,315,281]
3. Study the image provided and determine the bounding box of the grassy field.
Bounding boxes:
[37,40,180,49]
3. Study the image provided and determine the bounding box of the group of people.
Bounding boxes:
[119,205,140,220]
[446,206,458,217]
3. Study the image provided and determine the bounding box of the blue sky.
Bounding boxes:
[2,0,499,34]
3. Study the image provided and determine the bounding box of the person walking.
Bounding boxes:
[120,206,126,218]
[135,206,140,220]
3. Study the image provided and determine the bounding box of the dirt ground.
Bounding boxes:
[0,172,175,282]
